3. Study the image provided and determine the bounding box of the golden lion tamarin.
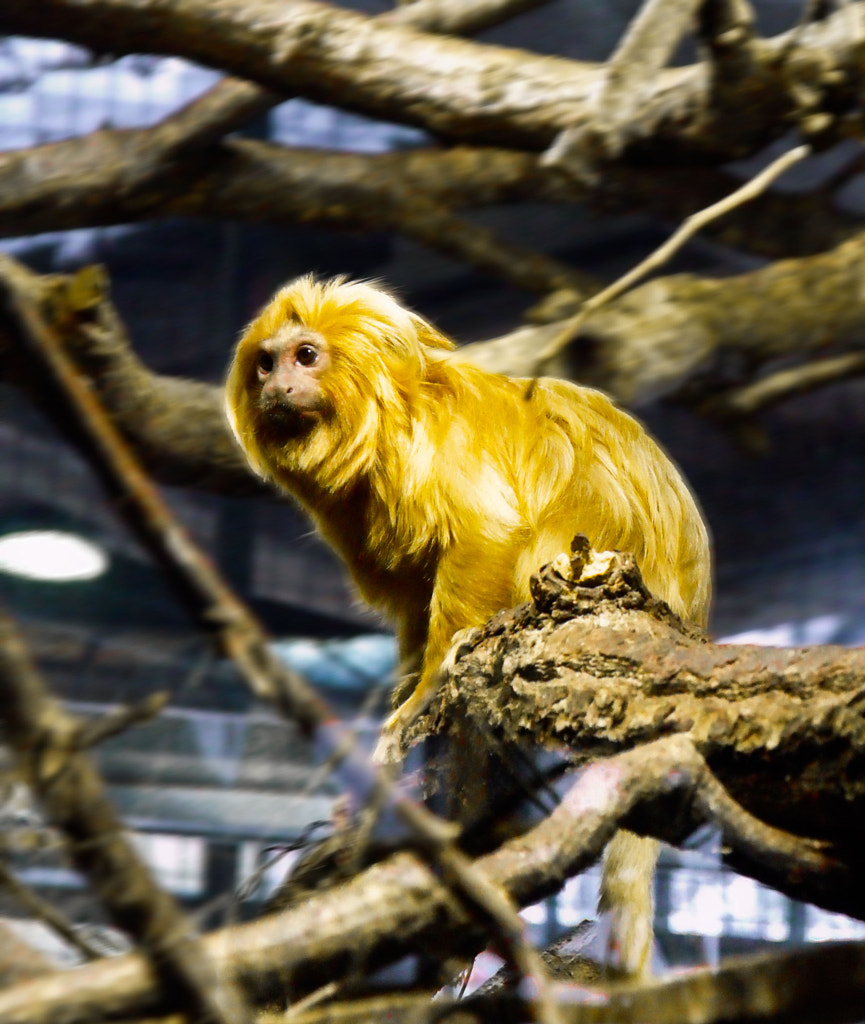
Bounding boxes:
[225,275,711,976]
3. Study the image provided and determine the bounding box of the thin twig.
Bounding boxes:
[0,859,105,962]
[285,981,340,1022]
[120,0,557,195]
[535,144,811,364]
[704,350,865,417]
[75,691,171,749]
[398,799,562,1024]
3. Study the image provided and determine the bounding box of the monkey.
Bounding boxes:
[225,274,711,977]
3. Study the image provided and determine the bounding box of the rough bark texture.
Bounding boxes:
[0,2,864,1022]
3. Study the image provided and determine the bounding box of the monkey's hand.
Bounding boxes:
[372,685,433,764]
[371,626,479,766]
[371,729,404,766]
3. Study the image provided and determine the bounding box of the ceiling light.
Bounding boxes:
[0,530,108,582]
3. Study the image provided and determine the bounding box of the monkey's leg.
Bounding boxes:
[598,830,660,978]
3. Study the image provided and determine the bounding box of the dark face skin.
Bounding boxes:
[254,326,332,432]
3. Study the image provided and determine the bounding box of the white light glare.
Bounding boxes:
[0,530,108,582]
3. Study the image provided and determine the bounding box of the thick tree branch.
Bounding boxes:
[0,0,864,162]
[0,259,264,495]
[0,127,591,297]
[544,0,704,177]
[282,942,865,1024]
[0,535,860,1021]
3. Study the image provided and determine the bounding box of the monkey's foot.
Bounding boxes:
[371,728,404,766]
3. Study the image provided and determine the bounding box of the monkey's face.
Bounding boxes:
[251,325,333,438]
[227,274,457,489]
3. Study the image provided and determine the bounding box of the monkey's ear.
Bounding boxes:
[412,314,455,353]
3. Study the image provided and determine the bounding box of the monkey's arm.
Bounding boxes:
[376,537,521,761]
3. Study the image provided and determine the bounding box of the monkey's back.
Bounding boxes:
[424,361,711,627]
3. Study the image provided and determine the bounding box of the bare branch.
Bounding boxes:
[75,691,171,749]
[129,78,283,171]
[281,942,865,1024]
[459,220,865,406]
[284,982,340,1022]
[0,724,848,1024]
[0,553,860,1018]
[438,549,865,878]
[116,0,561,171]
[0,121,848,271]
[397,799,561,1024]
[0,124,591,296]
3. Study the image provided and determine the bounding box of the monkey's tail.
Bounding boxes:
[597,830,660,978]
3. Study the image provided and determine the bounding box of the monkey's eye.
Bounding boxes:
[257,351,274,374]
[296,344,318,367]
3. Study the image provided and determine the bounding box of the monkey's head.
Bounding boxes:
[226,275,454,492]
